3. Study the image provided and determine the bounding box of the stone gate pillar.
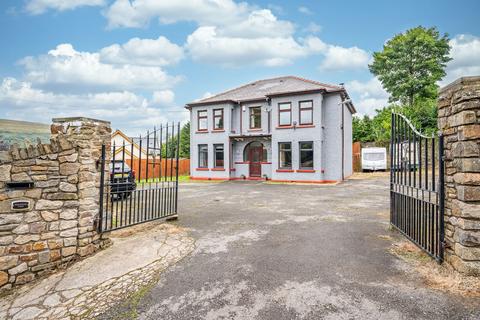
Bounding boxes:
[51,117,112,257]
[0,117,112,291]
[438,76,480,275]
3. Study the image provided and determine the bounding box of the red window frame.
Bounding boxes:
[278,102,292,127]
[299,100,313,125]
[249,107,262,129]
[213,108,224,130]
[197,110,208,131]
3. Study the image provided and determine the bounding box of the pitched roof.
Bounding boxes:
[187,76,346,106]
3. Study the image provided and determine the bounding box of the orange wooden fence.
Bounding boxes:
[352,142,362,172]
[125,158,190,180]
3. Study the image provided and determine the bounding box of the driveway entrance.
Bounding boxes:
[100,175,479,319]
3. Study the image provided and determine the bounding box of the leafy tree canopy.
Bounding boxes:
[369,26,451,107]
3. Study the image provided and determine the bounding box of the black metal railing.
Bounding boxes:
[98,122,181,232]
[390,112,445,262]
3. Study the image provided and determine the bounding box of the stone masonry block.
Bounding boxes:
[457,185,480,201]
[452,141,480,157]
[459,124,480,141]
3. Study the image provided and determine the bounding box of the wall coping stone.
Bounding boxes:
[52,117,111,125]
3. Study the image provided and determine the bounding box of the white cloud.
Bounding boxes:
[151,90,175,105]
[304,22,322,34]
[298,6,313,15]
[442,34,480,85]
[104,0,250,29]
[186,26,307,67]
[320,45,370,71]
[99,36,184,67]
[0,77,187,135]
[218,9,294,38]
[346,78,389,116]
[19,43,180,93]
[25,0,105,15]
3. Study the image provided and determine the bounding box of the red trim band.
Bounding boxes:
[235,161,250,164]
[190,176,227,181]
[261,162,272,164]
[270,179,337,184]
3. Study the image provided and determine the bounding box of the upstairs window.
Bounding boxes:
[249,107,261,129]
[278,102,292,126]
[198,110,208,131]
[278,142,292,169]
[214,144,224,168]
[299,101,313,125]
[299,141,314,169]
[213,109,224,130]
[198,144,208,167]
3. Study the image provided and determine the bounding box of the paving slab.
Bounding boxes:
[0,223,195,319]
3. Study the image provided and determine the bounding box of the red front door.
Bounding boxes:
[249,146,263,177]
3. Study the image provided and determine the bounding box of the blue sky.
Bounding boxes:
[1,0,479,135]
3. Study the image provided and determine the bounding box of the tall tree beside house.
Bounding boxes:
[369,26,451,108]
[179,122,190,158]
[161,122,190,158]
[353,26,451,142]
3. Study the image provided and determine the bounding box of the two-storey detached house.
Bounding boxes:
[186,76,356,183]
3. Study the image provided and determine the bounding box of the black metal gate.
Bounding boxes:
[98,123,180,232]
[390,113,445,262]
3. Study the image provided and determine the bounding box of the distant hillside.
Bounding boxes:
[0,119,51,151]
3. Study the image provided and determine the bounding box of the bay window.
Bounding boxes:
[214,144,224,168]
[198,144,208,168]
[299,141,314,169]
[278,142,292,169]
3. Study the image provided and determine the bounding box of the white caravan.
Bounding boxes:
[361,147,387,171]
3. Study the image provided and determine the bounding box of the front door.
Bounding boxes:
[249,146,263,177]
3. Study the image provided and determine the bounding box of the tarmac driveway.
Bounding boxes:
[101,175,480,319]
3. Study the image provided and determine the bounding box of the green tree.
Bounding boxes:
[369,26,451,107]
[179,122,190,158]
[352,115,374,142]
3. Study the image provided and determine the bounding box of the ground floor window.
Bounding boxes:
[214,144,224,168]
[299,141,314,168]
[278,142,292,169]
[198,144,208,168]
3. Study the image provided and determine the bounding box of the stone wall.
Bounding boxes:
[0,117,111,292]
[438,76,480,275]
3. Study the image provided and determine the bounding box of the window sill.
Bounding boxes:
[196,130,209,134]
[296,169,316,173]
[247,128,262,132]
[212,129,225,132]
[211,168,225,171]
[276,169,294,173]
[196,168,209,171]
[297,124,315,128]
[276,125,293,129]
